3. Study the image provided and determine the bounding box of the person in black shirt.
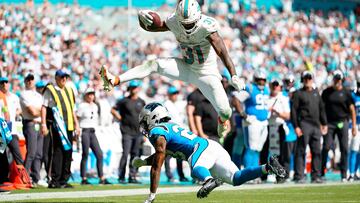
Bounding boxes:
[186,88,206,135]
[111,81,145,184]
[291,71,327,183]
[321,70,356,181]
[194,98,219,142]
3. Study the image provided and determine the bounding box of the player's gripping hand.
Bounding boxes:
[144,193,156,203]
[138,10,154,27]
[132,157,146,168]
[245,115,257,125]
[230,75,246,91]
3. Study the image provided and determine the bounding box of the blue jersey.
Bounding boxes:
[148,122,208,161]
[352,92,360,124]
[244,84,270,121]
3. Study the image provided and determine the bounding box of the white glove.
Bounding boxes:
[132,157,146,168]
[144,193,156,203]
[230,75,246,91]
[245,115,257,125]
[138,10,154,27]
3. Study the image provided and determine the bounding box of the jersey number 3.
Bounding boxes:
[172,126,196,140]
[181,45,204,65]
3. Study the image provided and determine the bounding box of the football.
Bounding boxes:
[139,11,162,30]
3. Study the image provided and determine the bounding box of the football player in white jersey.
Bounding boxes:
[100,0,245,138]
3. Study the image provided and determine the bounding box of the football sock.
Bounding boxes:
[349,150,357,175]
[119,60,158,82]
[244,148,259,168]
[192,166,212,182]
[232,166,263,186]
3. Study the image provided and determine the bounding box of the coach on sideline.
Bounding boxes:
[291,71,327,184]
[321,70,356,181]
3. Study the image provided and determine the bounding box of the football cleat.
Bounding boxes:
[197,178,222,199]
[99,65,120,91]
[266,155,287,183]
[217,118,231,138]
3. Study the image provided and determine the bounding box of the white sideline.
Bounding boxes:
[0,182,358,201]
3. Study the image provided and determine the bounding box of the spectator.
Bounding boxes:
[163,86,189,182]
[77,87,110,185]
[291,71,327,184]
[194,98,219,142]
[0,76,23,166]
[268,79,291,181]
[186,88,206,135]
[111,80,145,184]
[35,81,47,94]
[20,73,43,186]
[321,70,356,181]
[40,69,80,188]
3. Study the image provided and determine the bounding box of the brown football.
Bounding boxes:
[139,11,162,30]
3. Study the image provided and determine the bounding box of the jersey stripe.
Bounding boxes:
[184,0,189,18]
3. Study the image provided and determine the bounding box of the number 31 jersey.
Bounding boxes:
[165,14,219,70]
[148,122,207,160]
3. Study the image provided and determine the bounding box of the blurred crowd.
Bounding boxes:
[0,0,360,188]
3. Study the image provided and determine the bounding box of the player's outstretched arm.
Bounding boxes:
[145,136,166,203]
[208,32,245,91]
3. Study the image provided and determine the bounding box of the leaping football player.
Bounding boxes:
[100,0,245,138]
[134,102,287,203]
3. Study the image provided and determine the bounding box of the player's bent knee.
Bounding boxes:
[219,108,232,121]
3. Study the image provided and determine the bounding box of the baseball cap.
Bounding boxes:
[35,80,47,88]
[0,76,9,83]
[128,80,141,88]
[270,79,283,87]
[168,86,179,95]
[301,71,313,80]
[24,73,35,81]
[333,70,344,80]
[84,87,95,95]
[55,69,70,77]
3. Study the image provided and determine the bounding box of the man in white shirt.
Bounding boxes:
[20,73,44,185]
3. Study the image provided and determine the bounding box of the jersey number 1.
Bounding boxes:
[181,45,204,65]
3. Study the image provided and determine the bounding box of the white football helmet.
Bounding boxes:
[139,102,171,136]
[176,0,201,35]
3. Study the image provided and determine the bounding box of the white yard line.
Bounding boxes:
[0,182,358,202]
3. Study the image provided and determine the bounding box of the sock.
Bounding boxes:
[232,166,263,186]
[244,148,259,168]
[356,152,360,174]
[192,166,212,182]
[349,150,357,175]
[119,60,158,82]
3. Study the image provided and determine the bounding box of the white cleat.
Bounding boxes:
[99,65,120,92]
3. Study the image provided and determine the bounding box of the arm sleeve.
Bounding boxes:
[291,91,300,128]
[319,92,327,125]
[346,90,355,107]
[149,125,171,143]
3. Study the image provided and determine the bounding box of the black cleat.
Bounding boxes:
[266,155,287,183]
[197,178,222,199]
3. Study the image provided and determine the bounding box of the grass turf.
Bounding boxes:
[17,184,360,202]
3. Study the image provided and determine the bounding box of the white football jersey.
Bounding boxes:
[165,13,219,71]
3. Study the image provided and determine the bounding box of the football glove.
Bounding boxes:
[144,193,156,203]
[230,75,246,91]
[138,10,154,27]
[245,115,257,125]
[132,157,146,168]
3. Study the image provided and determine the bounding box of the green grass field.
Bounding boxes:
[15,184,360,203]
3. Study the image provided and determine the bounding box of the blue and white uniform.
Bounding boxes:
[148,122,262,185]
[349,92,360,177]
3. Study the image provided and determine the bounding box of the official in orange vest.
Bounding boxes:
[40,69,80,189]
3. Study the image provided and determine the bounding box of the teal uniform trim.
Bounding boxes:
[190,139,209,168]
[184,0,189,18]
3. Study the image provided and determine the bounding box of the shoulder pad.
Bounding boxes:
[199,16,219,35]
[165,13,177,31]
[150,125,169,136]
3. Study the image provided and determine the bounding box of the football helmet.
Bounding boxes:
[253,69,267,90]
[139,102,171,136]
[176,0,201,35]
